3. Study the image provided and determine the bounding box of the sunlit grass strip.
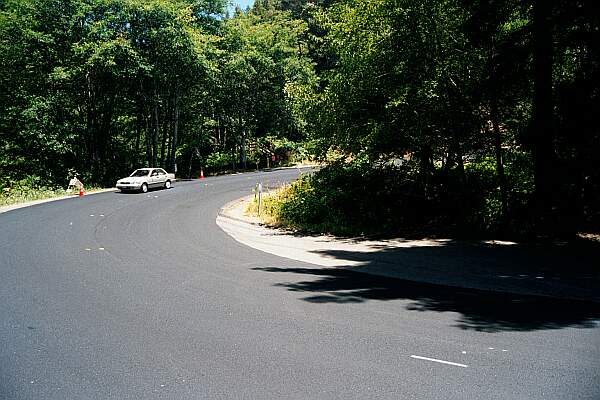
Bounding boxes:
[0,187,105,207]
[245,184,292,227]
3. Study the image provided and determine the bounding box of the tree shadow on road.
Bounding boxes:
[252,239,600,333]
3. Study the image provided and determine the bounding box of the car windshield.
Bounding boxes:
[129,169,150,177]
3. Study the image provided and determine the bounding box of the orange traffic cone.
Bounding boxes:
[200,168,205,180]
[79,187,85,197]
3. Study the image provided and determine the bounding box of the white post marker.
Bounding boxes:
[257,182,263,216]
[410,355,468,368]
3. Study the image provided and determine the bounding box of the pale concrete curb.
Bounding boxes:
[217,196,600,303]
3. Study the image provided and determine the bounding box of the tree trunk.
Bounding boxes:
[135,112,142,163]
[419,143,433,199]
[490,97,509,225]
[454,138,465,179]
[145,113,151,166]
[86,71,97,167]
[161,94,172,168]
[152,78,159,168]
[239,114,247,169]
[170,87,180,171]
[530,0,556,228]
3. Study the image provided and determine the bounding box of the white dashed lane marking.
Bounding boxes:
[410,355,468,368]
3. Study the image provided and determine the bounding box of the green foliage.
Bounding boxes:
[0,0,228,187]
[266,155,538,237]
[205,151,235,170]
[0,176,63,206]
[1,0,597,236]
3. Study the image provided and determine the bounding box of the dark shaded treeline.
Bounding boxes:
[279,0,600,236]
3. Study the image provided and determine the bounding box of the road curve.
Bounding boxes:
[1,169,599,400]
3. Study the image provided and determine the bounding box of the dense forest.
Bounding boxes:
[1,0,598,237]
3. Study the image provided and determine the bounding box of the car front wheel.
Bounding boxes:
[141,183,148,193]
[164,180,171,189]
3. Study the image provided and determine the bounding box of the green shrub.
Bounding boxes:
[0,176,64,206]
[260,154,536,238]
[206,152,236,170]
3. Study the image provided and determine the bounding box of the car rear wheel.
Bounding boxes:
[141,183,148,193]
[164,180,171,189]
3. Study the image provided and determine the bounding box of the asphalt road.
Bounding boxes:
[1,169,599,400]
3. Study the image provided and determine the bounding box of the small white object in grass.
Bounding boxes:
[488,347,494,350]
[461,351,466,354]
[90,214,94,217]
[85,248,91,251]
[100,214,104,217]
[99,247,105,251]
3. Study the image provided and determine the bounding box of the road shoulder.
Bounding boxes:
[217,196,600,303]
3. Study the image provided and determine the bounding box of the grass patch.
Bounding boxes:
[1,187,67,207]
[0,176,106,207]
[245,189,289,227]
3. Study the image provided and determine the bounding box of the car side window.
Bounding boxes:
[151,170,158,176]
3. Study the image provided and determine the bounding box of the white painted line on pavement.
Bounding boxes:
[410,355,468,368]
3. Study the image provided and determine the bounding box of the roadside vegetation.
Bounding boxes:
[0,176,105,207]
[246,0,599,239]
[249,155,536,238]
[0,177,65,207]
[2,0,598,238]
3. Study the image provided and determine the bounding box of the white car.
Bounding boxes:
[116,168,175,193]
